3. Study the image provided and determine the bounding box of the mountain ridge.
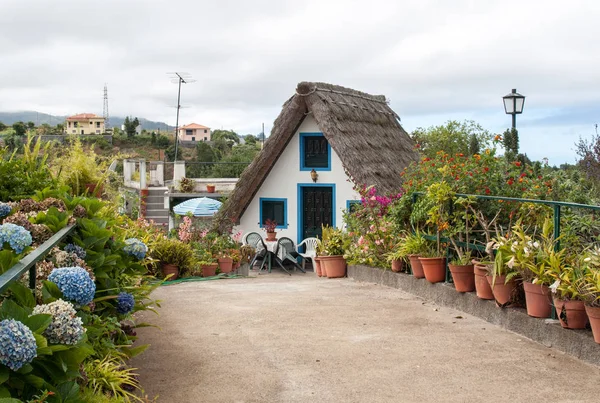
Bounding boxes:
[0,111,173,131]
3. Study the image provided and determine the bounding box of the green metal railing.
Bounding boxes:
[0,225,76,294]
[411,192,600,315]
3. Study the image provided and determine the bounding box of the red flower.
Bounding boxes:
[507,179,514,185]
[520,172,526,178]
[483,167,489,172]
[515,161,522,167]
[485,187,491,194]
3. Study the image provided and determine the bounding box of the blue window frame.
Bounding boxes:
[300,132,331,171]
[259,198,287,229]
[346,200,361,213]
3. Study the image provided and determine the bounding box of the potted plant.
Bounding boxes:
[550,264,588,329]
[179,177,194,193]
[206,183,216,193]
[447,197,476,292]
[386,247,407,273]
[520,218,558,318]
[487,228,521,306]
[320,225,350,278]
[213,235,236,273]
[448,253,475,293]
[314,236,325,277]
[578,247,600,342]
[152,238,194,280]
[194,247,218,277]
[399,231,428,278]
[262,218,278,242]
[418,182,452,284]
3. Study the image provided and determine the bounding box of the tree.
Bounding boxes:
[211,130,240,146]
[12,121,27,137]
[0,121,6,131]
[185,142,218,178]
[212,144,259,177]
[164,144,182,162]
[244,135,257,146]
[575,132,600,183]
[156,135,170,148]
[124,117,140,138]
[411,120,493,158]
[26,121,35,130]
[502,128,519,161]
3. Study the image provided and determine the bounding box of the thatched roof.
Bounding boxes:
[216,81,418,228]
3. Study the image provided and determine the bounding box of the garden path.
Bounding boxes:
[131,274,600,402]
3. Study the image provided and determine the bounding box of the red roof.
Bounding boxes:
[66,113,102,120]
[180,123,210,130]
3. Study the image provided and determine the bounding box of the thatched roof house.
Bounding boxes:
[216,81,418,238]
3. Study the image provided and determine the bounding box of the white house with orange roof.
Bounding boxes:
[177,123,211,142]
[65,113,105,135]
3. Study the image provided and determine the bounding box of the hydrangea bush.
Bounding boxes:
[48,267,96,306]
[116,292,135,315]
[0,223,33,253]
[32,300,85,345]
[0,319,37,371]
[123,238,148,260]
[0,202,11,218]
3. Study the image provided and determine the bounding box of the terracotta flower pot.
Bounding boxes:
[474,264,494,300]
[419,257,446,283]
[585,305,600,344]
[448,264,475,292]
[486,275,517,305]
[206,185,215,193]
[554,298,588,329]
[162,263,179,280]
[266,231,277,242]
[218,257,233,273]
[391,259,403,273]
[201,263,218,277]
[314,257,323,277]
[408,255,425,279]
[320,255,346,278]
[523,282,553,318]
[320,257,327,277]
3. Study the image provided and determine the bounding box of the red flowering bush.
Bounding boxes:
[401,147,554,199]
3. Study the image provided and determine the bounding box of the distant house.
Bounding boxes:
[65,113,105,135]
[216,81,419,244]
[178,123,211,143]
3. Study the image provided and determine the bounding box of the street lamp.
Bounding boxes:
[502,88,526,129]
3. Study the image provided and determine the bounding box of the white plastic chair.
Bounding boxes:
[297,237,320,271]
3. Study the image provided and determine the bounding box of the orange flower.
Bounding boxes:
[494,134,502,141]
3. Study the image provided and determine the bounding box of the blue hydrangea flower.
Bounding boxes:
[123,238,148,260]
[48,267,96,306]
[116,292,135,315]
[32,299,85,345]
[0,223,32,254]
[0,203,11,218]
[0,319,37,371]
[64,243,86,260]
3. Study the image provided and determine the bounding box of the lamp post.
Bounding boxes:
[502,88,526,129]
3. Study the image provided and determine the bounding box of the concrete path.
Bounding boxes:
[131,273,600,402]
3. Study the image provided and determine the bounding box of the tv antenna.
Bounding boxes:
[167,72,195,162]
[103,83,110,128]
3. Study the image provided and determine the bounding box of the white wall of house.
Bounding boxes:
[235,114,359,244]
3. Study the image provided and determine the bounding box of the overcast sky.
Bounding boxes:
[1,0,599,165]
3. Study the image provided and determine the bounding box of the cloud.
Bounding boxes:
[0,0,599,163]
